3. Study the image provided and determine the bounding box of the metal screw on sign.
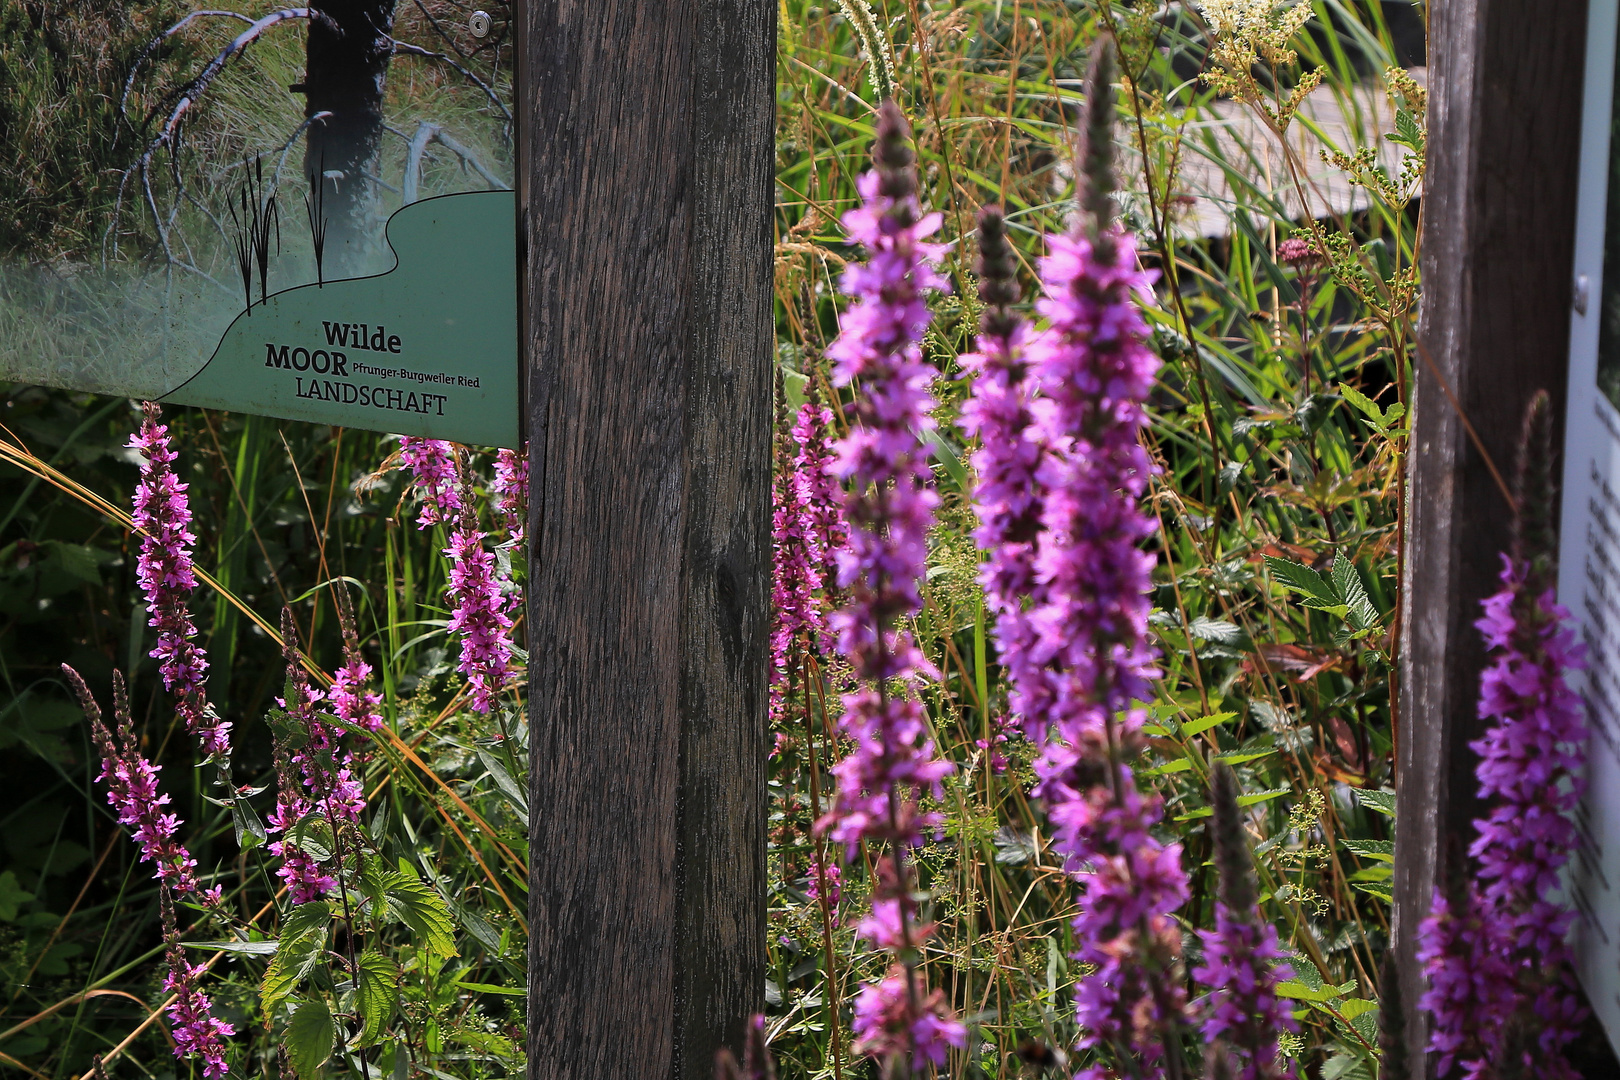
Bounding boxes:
[468,10,491,38]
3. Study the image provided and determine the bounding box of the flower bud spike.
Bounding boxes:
[1511,389,1557,591]
[1078,40,1118,259]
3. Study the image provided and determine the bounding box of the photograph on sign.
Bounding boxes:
[1561,0,1620,1053]
[0,3,518,446]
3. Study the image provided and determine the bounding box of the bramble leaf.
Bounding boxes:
[356,950,398,1045]
[285,997,334,1080]
[385,874,458,958]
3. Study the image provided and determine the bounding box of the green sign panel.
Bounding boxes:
[0,5,518,446]
[166,191,517,447]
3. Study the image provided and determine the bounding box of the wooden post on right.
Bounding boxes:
[1398,0,1619,1074]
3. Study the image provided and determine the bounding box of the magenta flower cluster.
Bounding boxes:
[814,100,965,1074]
[992,221,1188,1069]
[66,665,233,1075]
[164,953,236,1078]
[130,404,229,759]
[770,400,839,726]
[269,613,366,903]
[330,650,386,733]
[1419,552,1589,1079]
[1193,908,1297,1080]
[446,500,517,713]
[492,446,529,543]
[80,672,201,895]
[398,436,463,528]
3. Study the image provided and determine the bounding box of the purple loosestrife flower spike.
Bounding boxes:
[958,204,1051,739]
[1417,396,1588,1078]
[398,436,463,528]
[771,396,835,728]
[445,471,517,713]
[65,666,233,1076]
[1421,393,1589,1080]
[795,385,847,596]
[814,99,965,1077]
[163,945,236,1079]
[492,445,529,543]
[330,584,386,734]
[1193,764,1296,1080]
[130,403,229,759]
[66,665,204,895]
[996,43,1190,1074]
[267,610,340,903]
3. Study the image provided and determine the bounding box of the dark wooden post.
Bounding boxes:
[1398,0,1608,1073]
[516,1,775,1078]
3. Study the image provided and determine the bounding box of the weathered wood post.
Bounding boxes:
[517,1,775,1078]
[1397,0,1614,1072]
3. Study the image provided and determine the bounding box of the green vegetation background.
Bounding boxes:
[0,1,1422,1078]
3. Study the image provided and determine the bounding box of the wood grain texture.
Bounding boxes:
[517,1,774,1077]
[1400,0,1598,1072]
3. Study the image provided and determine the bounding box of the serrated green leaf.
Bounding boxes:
[1341,838,1394,863]
[1354,788,1396,818]
[1337,998,1378,1020]
[261,905,331,1021]
[356,951,398,1045]
[1173,807,1213,821]
[1276,980,1343,1003]
[1331,558,1380,633]
[386,875,458,958]
[1182,712,1237,737]
[1353,880,1394,902]
[1237,787,1291,807]
[1288,956,1324,990]
[285,997,335,1080]
[1140,758,1194,777]
[1263,555,1339,609]
[1188,617,1244,646]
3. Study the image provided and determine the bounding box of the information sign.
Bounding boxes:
[1561,0,1620,1051]
[0,9,517,445]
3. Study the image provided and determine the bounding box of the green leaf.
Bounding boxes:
[1352,880,1394,903]
[453,980,525,997]
[922,427,970,492]
[1181,712,1237,737]
[356,951,398,1045]
[1353,788,1396,818]
[1237,787,1291,807]
[1275,980,1343,1003]
[261,904,331,1021]
[475,748,529,827]
[1388,108,1424,153]
[386,875,458,958]
[1173,807,1214,821]
[1337,382,1385,424]
[1337,998,1378,1020]
[1140,758,1194,777]
[232,796,269,851]
[285,997,335,1080]
[43,541,103,585]
[184,939,280,955]
[0,871,35,922]
[1340,838,1394,863]
[1263,555,1339,610]
[1187,618,1244,646]
[1331,558,1380,633]
[1212,749,1277,765]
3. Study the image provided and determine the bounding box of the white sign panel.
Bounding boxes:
[1561,0,1620,1054]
